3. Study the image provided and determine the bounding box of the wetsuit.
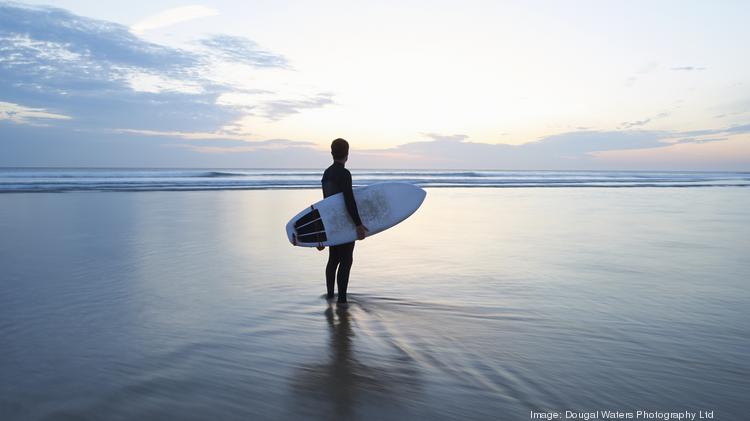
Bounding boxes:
[322,161,362,302]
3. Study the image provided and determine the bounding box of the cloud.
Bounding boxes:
[346,130,676,169]
[261,93,334,120]
[0,121,329,167]
[0,101,71,125]
[619,111,670,129]
[171,138,319,153]
[198,35,289,69]
[677,122,750,138]
[0,4,197,72]
[351,124,750,169]
[3,119,749,169]
[675,137,727,144]
[725,123,750,134]
[112,128,252,140]
[670,66,706,71]
[131,5,219,34]
[0,2,233,132]
[113,128,320,151]
[422,133,469,142]
[620,119,651,129]
[0,3,330,134]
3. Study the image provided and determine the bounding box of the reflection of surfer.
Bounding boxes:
[290,303,420,418]
[324,305,356,417]
[320,138,368,304]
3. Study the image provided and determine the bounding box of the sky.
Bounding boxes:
[1,0,749,169]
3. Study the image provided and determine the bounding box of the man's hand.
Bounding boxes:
[356,224,368,240]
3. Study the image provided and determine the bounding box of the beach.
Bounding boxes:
[1,186,749,420]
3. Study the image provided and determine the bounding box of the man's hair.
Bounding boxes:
[331,138,349,160]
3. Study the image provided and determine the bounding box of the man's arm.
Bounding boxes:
[342,170,363,227]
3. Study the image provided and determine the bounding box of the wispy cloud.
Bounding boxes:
[725,122,750,134]
[0,2,331,136]
[670,66,706,71]
[113,128,253,141]
[422,133,469,142]
[261,93,335,120]
[198,35,289,69]
[171,138,318,153]
[676,123,750,138]
[620,119,652,129]
[130,5,219,34]
[619,112,670,129]
[0,101,71,125]
[674,137,726,144]
[0,3,216,131]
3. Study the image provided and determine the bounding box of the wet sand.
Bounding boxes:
[1,188,749,420]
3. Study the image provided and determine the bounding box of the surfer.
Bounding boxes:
[320,138,368,304]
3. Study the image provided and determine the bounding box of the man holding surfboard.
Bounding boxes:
[320,138,368,304]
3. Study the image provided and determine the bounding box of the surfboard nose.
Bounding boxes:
[377,182,426,221]
[416,186,426,204]
[391,182,426,209]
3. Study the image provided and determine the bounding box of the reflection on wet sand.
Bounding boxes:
[4,189,748,419]
[290,302,421,419]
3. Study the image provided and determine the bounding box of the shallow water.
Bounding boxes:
[1,188,749,420]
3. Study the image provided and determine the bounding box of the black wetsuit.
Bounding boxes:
[322,161,362,303]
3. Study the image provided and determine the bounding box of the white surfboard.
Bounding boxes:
[286,182,426,247]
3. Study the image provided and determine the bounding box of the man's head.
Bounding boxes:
[331,138,349,161]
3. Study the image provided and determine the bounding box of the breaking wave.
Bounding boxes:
[1,168,748,192]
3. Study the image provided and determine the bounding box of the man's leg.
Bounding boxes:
[336,241,355,303]
[326,245,341,299]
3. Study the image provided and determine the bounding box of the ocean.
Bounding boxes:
[1,168,749,192]
[1,170,748,420]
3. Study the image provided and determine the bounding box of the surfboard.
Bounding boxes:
[286,182,426,247]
